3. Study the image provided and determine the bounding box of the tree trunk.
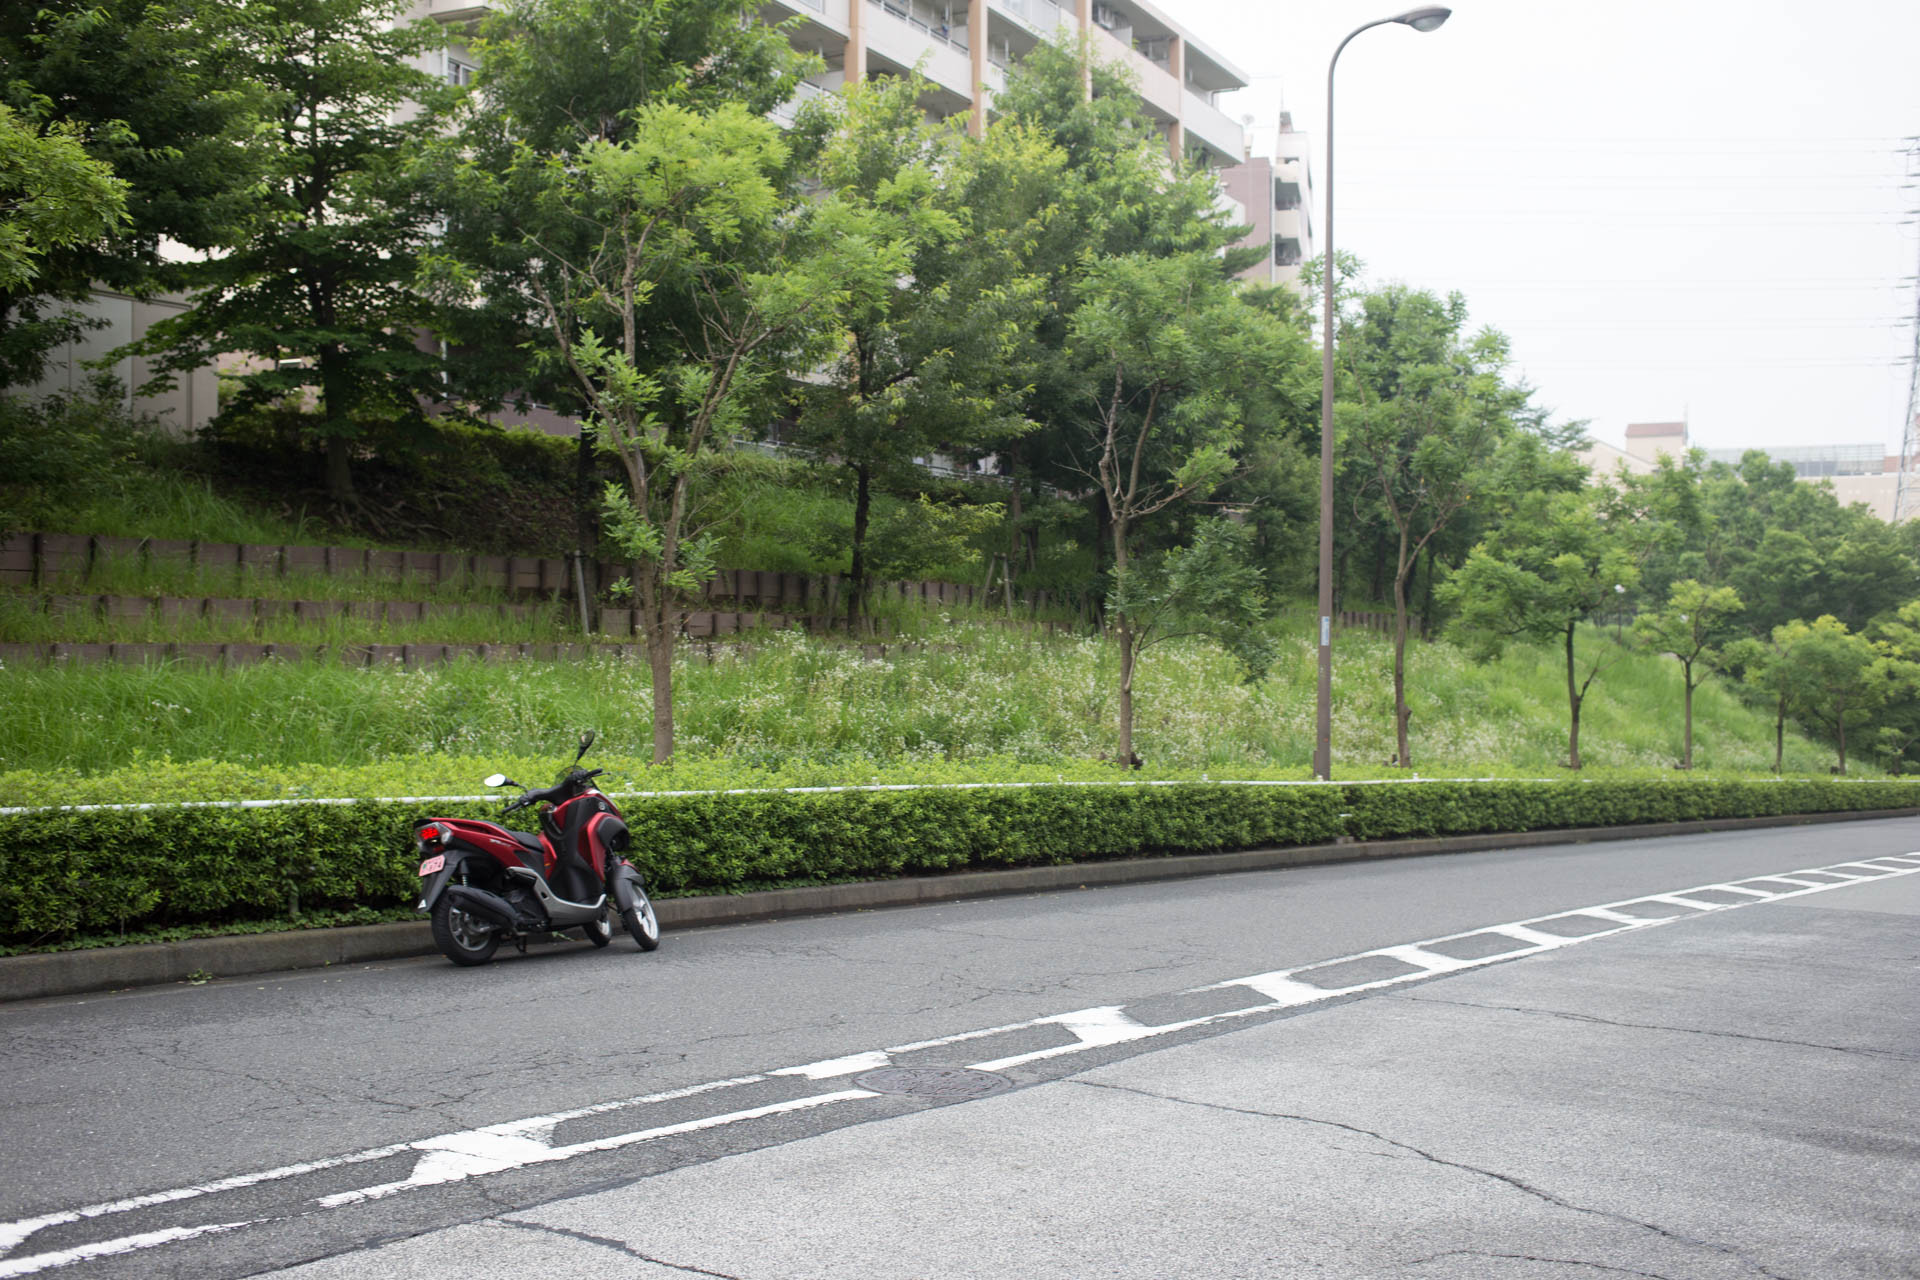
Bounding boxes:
[1564,622,1583,770]
[1006,449,1024,564]
[847,462,872,630]
[323,434,355,505]
[1420,543,1437,640]
[318,350,356,504]
[1681,662,1694,770]
[576,426,596,574]
[1774,697,1785,773]
[1111,514,1133,767]
[1091,488,1113,627]
[645,622,674,765]
[1024,474,1041,573]
[1835,696,1847,774]
[1391,536,1412,768]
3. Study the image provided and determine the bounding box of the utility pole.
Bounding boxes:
[1896,139,1920,524]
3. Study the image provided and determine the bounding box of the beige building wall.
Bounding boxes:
[25,289,218,437]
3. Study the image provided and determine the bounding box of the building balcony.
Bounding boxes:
[1181,88,1242,167]
[1272,204,1310,251]
[992,0,1067,36]
[416,0,492,24]
[769,77,839,126]
[765,0,853,35]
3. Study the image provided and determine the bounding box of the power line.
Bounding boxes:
[1521,360,1908,371]
[1465,282,1910,292]
[1503,319,1910,330]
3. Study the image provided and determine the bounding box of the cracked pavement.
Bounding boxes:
[5,820,1918,1278]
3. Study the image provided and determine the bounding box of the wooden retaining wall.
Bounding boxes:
[0,532,1052,620]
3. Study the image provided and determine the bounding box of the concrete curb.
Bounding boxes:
[5,805,1915,1004]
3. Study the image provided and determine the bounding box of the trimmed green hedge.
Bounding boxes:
[2,778,1916,947]
[1338,778,1920,838]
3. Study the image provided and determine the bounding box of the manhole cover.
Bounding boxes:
[854,1067,1014,1100]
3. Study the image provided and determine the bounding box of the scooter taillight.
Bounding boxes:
[417,823,450,846]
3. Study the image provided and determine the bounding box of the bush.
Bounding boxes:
[0,382,170,536]
[2,776,1915,949]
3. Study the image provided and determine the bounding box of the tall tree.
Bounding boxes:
[481,101,837,763]
[792,76,1046,626]
[1337,284,1533,767]
[1867,600,1920,773]
[1440,488,1644,770]
[1774,615,1885,775]
[1632,579,1743,770]
[423,0,815,416]
[981,35,1268,590]
[0,0,258,389]
[133,0,455,503]
[1696,452,1918,635]
[1067,250,1298,764]
[1721,635,1795,774]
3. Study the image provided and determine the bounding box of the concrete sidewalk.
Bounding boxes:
[263,870,1920,1280]
[8,805,1915,1003]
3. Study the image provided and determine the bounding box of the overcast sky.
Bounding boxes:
[1173,0,1920,459]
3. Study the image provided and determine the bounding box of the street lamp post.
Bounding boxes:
[1314,5,1451,782]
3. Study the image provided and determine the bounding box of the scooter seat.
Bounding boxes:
[508,830,545,852]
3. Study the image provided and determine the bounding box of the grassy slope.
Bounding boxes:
[0,615,1849,802]
[0,410,1855,793]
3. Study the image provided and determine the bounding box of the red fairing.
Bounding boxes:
[582,813,624,877]
[434,817,545,871]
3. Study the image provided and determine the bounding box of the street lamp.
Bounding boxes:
[1313,5,1451,782]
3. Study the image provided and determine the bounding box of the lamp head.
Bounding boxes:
[1394,6,1451,32]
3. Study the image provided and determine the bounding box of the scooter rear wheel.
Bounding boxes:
[431,897,500,966]
[582,909,613,948]
[623,890,661,951]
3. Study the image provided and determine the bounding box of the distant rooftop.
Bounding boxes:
[1625,422,1687,439]
[1700,442,1887,478]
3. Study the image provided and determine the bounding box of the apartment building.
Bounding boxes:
[17,1,1251,432]
[1220,109,1315,293]
[408,0,1247,164]
[767,0,1247,165]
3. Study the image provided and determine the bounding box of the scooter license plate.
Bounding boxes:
[418,854,445,876]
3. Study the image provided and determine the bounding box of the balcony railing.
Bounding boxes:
[869,0,969,51]
[998,0,1064,34]
[768,79,836,125]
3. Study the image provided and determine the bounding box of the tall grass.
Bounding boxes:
[0,595,576,646]
[0,619,1846,779]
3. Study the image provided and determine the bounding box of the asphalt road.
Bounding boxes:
[2,818,1916,1279]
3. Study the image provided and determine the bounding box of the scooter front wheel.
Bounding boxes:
[431,896,500,966]
[623,890,661,952]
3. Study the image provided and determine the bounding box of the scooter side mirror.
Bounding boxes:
[575,730,595,761]
[484,774,513,788]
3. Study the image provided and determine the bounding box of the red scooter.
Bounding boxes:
[414,732,661,965]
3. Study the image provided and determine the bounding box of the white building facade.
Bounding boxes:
[1219,109,1314,293]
